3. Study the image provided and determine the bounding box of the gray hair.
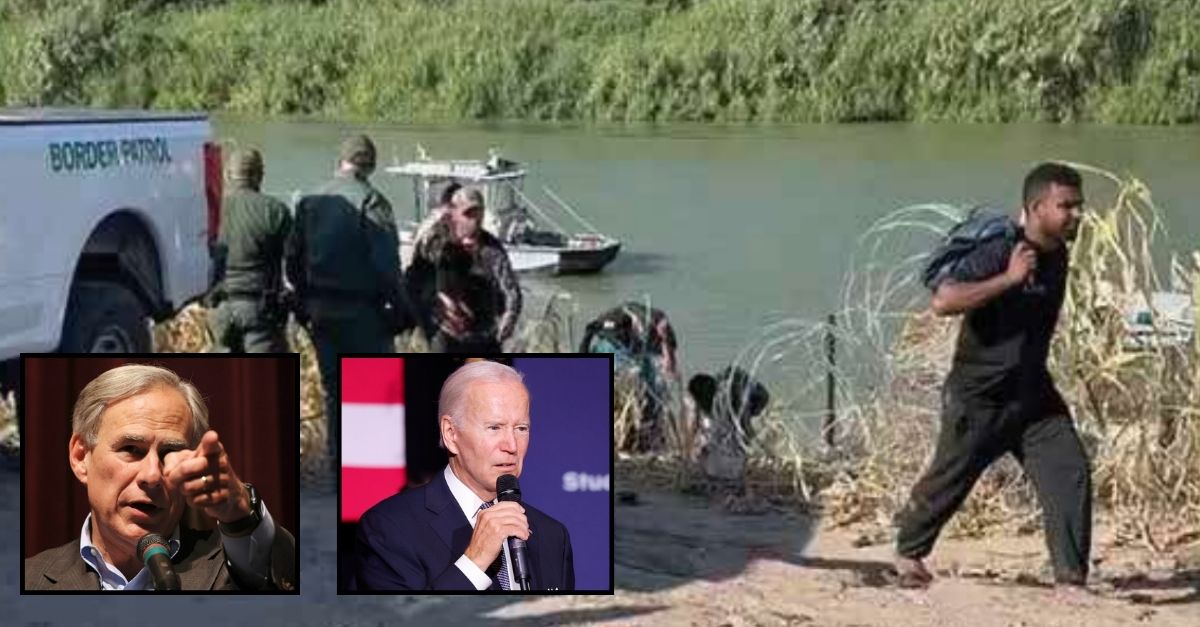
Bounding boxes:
[438,360,526,447]
[72,364,209,448]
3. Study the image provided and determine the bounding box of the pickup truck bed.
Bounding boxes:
[0,108,219,388]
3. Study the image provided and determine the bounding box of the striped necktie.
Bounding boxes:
[477,502,510,590]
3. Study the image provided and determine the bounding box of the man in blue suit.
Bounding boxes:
[354,360,575,591]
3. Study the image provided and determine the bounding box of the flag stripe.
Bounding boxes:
[342,467,407,522]
[341,357,404,404]
[342,403,406,467]
[340,357,406,522]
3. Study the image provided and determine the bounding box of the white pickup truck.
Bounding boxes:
[0,108,220,388]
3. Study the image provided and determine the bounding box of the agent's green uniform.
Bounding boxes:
[285,140,408,458]
[209,152,292,353]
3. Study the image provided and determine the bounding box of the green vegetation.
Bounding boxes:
[1,0,1197,122]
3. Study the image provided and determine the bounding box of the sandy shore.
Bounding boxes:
[5,466,1196,625]
[532,488,1199,627]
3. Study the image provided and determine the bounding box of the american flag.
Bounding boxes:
[340,357,406,522]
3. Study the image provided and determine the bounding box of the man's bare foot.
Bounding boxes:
[895,554,934,588]
[1050,583,1096,607]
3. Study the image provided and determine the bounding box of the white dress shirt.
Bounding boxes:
[444,465,517,590]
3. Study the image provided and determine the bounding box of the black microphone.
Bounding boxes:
[137,533,181,591]
[496,474,532,591]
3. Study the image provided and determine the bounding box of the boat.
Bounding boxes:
[1121,290,1194,350]
[384,148,621,274]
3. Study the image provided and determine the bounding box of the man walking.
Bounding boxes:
[895,163,1090,590]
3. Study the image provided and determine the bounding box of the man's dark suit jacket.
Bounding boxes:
[354,471,574,590]
[24,523,297,591]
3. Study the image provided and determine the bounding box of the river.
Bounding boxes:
[218,118,1200,372]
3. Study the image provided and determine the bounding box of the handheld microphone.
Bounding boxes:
[496,474,532,591]
[137,533,181,591]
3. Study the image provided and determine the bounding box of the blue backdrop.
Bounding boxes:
[513,356,612,591]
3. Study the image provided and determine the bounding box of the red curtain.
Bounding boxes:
[23,355,299,557]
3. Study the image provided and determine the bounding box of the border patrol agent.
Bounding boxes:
[285,135,411,460]
[209,147,292,353]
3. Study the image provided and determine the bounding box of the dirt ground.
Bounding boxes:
[6,465,1197,625]
[487,487,1198,626]
[308,485,1197,625]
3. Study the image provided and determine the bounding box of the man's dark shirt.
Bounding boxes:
[284,173,402,305]
[406,221,521,344]
[216,185,292,297]
[937,227,1069,404]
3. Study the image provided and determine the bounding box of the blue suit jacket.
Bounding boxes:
[354,471,575,591]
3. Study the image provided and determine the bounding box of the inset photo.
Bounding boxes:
[21,354,300,593]
[338,355,613,593]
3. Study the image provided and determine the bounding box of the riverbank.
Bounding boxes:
[1,0,1197,124]
[603,482,1200,626]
